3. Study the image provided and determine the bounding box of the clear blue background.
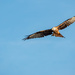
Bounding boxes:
[0,0,75,75]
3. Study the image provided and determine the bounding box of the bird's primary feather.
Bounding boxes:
[23,29,53,40]
[56,16,75,30]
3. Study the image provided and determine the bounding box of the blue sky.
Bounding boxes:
[0,0,75,75]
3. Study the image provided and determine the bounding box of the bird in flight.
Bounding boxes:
[23,16,75,40]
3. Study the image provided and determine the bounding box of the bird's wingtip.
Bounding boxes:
[22,35,31,41]
[22,37,27,41]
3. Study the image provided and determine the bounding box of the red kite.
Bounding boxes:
[23,16,75,40]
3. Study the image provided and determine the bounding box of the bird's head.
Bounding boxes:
[52,27,57,31]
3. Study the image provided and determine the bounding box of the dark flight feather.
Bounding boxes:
[23,29,53,40]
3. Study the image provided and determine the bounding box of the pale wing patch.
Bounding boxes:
[56,16,75,30]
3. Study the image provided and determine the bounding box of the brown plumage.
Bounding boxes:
[56,16,75,30]
[23,29,53,40]
[23,16,75,40]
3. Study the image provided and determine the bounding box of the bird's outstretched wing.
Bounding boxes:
[23,29,53,40]
[56,16,75,30]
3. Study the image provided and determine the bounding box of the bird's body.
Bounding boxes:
[23,16,75,40]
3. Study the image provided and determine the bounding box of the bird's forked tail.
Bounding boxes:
[52,32,65,38]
